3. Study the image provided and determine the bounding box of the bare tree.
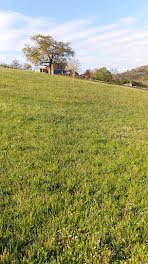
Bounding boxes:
[66,58,81,77]
[110,68,118,74]
[11,58,22,69]
[110,68,119,80]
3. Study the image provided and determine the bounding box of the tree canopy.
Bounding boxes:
[93,67,112,82]
[22,35,75,73]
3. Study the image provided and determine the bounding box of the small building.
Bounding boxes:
[38,68,48,73]
[37,64,73,75]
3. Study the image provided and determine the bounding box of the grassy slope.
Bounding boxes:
[0,68,148,263]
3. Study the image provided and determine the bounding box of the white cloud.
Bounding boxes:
[119,16,138,25]
[0,10,148,72]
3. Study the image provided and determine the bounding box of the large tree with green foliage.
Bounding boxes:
[93,67,112,82]
[22,35,75,74]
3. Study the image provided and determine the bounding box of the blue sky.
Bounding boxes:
[1,0,147,23]
[1,0,148,72]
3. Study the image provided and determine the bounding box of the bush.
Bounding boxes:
[132,81,146,87]
[112,79,146,87]
[93,67,112,82]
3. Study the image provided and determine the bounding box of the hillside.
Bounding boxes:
[114,65,148,86]
[0,68,148,263]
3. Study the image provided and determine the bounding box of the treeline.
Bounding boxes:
[81,67,146,87]
[0,59,146,88]
[0,59,32,71]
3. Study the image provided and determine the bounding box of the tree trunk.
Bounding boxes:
[72,70,75,78]
[49,59,54,75]
[49,61,52,74]
[51,63,54,75]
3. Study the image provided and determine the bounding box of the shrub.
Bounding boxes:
[93,67,112,82]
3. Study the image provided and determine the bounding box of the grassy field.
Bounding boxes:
[0,68,148,263]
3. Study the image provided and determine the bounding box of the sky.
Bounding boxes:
[1,0,148,72]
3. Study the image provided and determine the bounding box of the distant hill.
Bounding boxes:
[114,65,148,86]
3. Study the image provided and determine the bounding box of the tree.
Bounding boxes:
[110,68,118,75]
[66,58,81,77]
[93,67,112,82]
[83,69,93,79]
[0,62,11,68]
[23,63,32,71]
[110,68,119,80]
[11,58,22,69]
[22,35,75,74]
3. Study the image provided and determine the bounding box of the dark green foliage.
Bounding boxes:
[132,80,146,87]
[0,68,148,263]
[93,67,112,82]
[112,79,146,87]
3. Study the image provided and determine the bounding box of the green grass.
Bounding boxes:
[0,68,148,263]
